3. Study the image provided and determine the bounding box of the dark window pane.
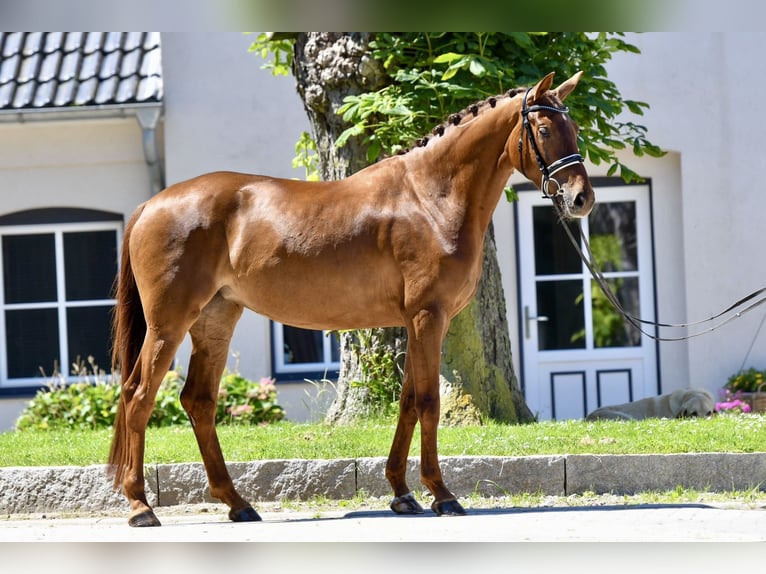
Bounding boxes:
[64,230,117,300]
[536,280,585,350]
[67,306,113,375]
[282,326,323,364]
[533,205,582,276]
[588,202,638,272]
[2,234,57,303]
[592,278,642,348]
[5,308,60,378]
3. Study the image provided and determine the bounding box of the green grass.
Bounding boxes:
[2,413,765,467]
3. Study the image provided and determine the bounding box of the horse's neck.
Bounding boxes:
[401,99,521,240]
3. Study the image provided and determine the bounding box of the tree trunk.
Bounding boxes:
[291,33,533,425]
[292,33,405,424]
[441,222,534,422]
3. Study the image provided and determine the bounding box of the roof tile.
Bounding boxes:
[63,32,84,53]
[2,34,21,58]
[54,79,76,107]
[58,51,80,82]
[0,54,19,84]
[17,53,41,83]
[0,32,162,110]
[22,33,43,57]
[83,32,103,55]
[33,79,56,107]
[103,32,123,53]
[95,75,117,104]
[0,82,14,107]
[116,75,138,103]
[99,50,120,80]
[44,32,64,54]
[13,80,34,108]
[75,76,98,105]
[39,51,61,82]
[79,51,101,81]
[123,32,143,52]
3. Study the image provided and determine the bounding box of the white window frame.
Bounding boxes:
[0,221,122,388]
[271,322,340,378]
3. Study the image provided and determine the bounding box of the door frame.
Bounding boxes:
[513,177,661,419]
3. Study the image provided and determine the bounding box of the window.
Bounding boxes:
[271,322,340,381]
[0,210,121,389]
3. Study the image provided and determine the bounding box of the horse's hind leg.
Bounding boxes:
[122,327,187,527]
[181,293,261,522]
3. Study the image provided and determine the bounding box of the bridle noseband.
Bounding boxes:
[518,86,584,199]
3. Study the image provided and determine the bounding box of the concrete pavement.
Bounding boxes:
[1,502,765,542]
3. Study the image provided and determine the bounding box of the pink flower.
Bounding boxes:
[716,399,751,413]
[228,404,253,417]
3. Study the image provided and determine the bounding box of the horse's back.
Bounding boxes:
[127,170,410,330]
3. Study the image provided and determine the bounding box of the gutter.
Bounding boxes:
[0,102,166,195]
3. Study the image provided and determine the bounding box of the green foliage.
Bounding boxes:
[251,32,664,182]
[725,367,766,393]
[15,367,285,431]
[348,329,405,416]
[15,379,120,431]
[571,233,630,348]
[247,33,294,76]
[217,372,286,425]
[292,130,320,181]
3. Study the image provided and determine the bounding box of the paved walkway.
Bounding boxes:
[2,502,765,542]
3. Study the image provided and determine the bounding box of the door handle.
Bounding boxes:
[524,305,549,339]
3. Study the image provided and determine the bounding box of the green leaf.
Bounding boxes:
[504,186,518,203]
[468,58,486,76]
[366,140,382,164]
[433,52,464,64]
[335,124,365,148]
[441,66,459,81]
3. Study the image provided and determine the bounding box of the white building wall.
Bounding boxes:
[0,118,151,216]
[604,33,765,395]
[158,32,315,419]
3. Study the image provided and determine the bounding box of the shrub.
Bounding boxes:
[724,367,766,393]
[15,365,285,431]
[217,373,285,425]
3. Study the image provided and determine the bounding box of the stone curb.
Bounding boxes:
[1,453,765,514]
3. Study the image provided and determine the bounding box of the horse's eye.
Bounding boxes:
[538,126,550,137]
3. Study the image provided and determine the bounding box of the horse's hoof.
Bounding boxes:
[229,505,262,522]
[390,492,425,515]
[431,498,467,516]
[128,510,162,527]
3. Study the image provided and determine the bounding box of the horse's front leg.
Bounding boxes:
[406,308,466,516]
[386,351,425,514]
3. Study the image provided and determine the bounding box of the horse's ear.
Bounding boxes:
[526,72,556,105]
[552,71,584,102]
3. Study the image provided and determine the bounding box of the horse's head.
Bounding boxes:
[512,71,595,219]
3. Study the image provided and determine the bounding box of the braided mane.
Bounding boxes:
[399,86,530,155]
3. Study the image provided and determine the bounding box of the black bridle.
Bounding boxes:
[518,86,584,199]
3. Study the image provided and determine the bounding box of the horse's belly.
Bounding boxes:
[225,267,404,331]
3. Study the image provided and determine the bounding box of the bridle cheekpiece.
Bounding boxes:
[518,86,584,199]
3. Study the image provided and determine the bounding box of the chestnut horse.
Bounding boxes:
[108,71,594,526]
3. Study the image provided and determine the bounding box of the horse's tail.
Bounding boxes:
[107,205,147,491]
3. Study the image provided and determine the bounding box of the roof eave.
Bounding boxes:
[0,101,163,124]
